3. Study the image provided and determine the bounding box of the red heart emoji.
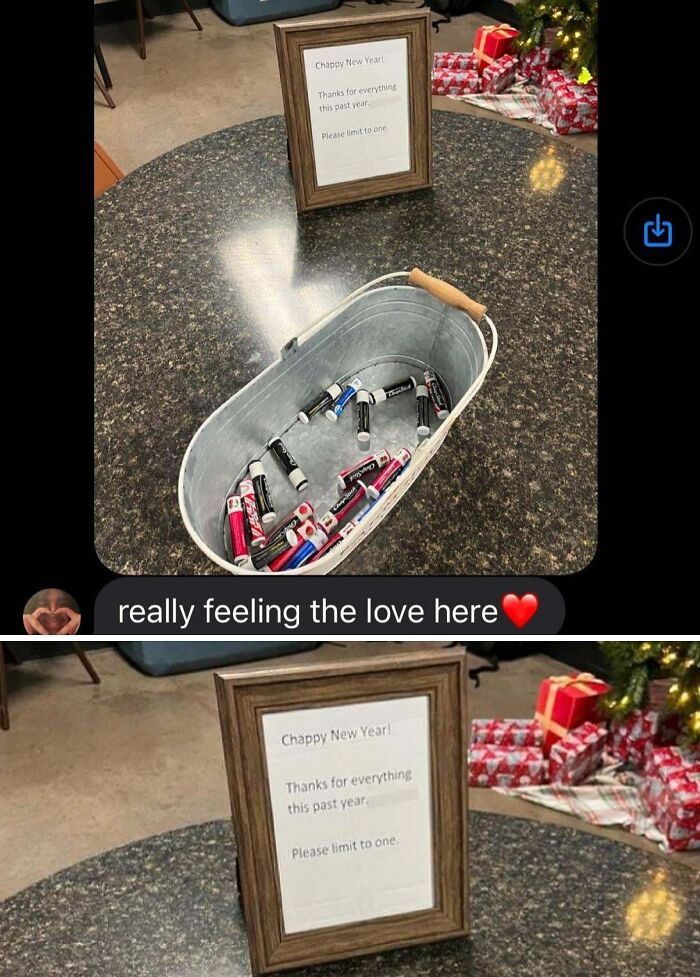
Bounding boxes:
[501,593,539,629]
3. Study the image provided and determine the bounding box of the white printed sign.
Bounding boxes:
[303,38,410,187]
[262,695,434,933]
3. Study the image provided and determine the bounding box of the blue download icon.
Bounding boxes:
[643,213,673,248]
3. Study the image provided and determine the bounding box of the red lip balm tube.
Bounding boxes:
[238,478,267,549]
[309,522,357,564]
[337,449,390,491]
[318,481,368,534]
[226,495,249,566]
[266,501,315,547]
[338,448,391,491]
[367,448,412,500]
[267,519,317,572]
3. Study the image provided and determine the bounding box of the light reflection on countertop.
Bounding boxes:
[218,220,350,356]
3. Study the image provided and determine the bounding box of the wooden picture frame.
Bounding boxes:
[274,10,433,212]
[215,648,468,975]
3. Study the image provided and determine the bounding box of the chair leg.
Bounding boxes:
[94,40,112,89]
[178,0,203,31]
[94,71,116,109]
[72,643,101,685]
[136,0,147,59]
[0,642,9,730]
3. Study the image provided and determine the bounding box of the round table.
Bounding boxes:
[2,814,696,976]
[95,113,597,576]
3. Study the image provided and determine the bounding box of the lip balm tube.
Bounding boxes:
[226,495,249,566]
[238,478,267,549]
[265,501,315,547]
[337,449,390,491]
[284,527,329,570]
[251,527,298,570]
[369,376,417,405]
[354,497,380,523]
[356,389,370,444]
[318,480,368,534]
[326,376,363,422]
[368,448,412,500]
[298,383,343,424]
[416,384,430,437]
[309,522,356,564]
[267,519,316,572]
[249,460,276,526]
[267,437,308,492]
[424,368,450,420]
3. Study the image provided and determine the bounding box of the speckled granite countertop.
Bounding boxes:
[95,112,596,576]
[3,814,696,976]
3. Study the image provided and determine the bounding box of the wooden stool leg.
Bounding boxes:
[94,71,116,109]
[178,0,203,31]
[0,642,9,730]
[136,0,147,59]
[72,643,101,685]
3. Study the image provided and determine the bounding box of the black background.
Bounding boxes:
[3,3,695,634]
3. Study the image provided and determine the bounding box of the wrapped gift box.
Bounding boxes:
[469,745,547,788]
[640,747,700,851]
[471,718,543,748]
[643,745,700,778]
[433,52,478,72]
[538,68,598,135]
[535,672,609,755]
[481,53,518,94]
[473,23,519,74]
[608,710,683,770]
[519,46,565,85]
[431,69,481,96]
[549,721,607,785]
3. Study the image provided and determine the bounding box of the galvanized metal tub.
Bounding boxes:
[179,271,497,574]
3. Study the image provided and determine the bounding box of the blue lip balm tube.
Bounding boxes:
[325,376,363,422]
[285,526,329,569]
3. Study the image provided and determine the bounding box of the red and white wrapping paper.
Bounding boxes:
[519,46,564,85]
[469,745,547,788]
[432,69,480,96]
[433,52,478,72]
[640,746,700,851]
[538,68,598,135]
[481,53,518,94]
[519,46,551,84]
[471,718,543,748]
[608,710,680,771]
[549,721,607,785]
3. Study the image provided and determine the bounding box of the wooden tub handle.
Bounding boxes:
[408,268,487,321]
